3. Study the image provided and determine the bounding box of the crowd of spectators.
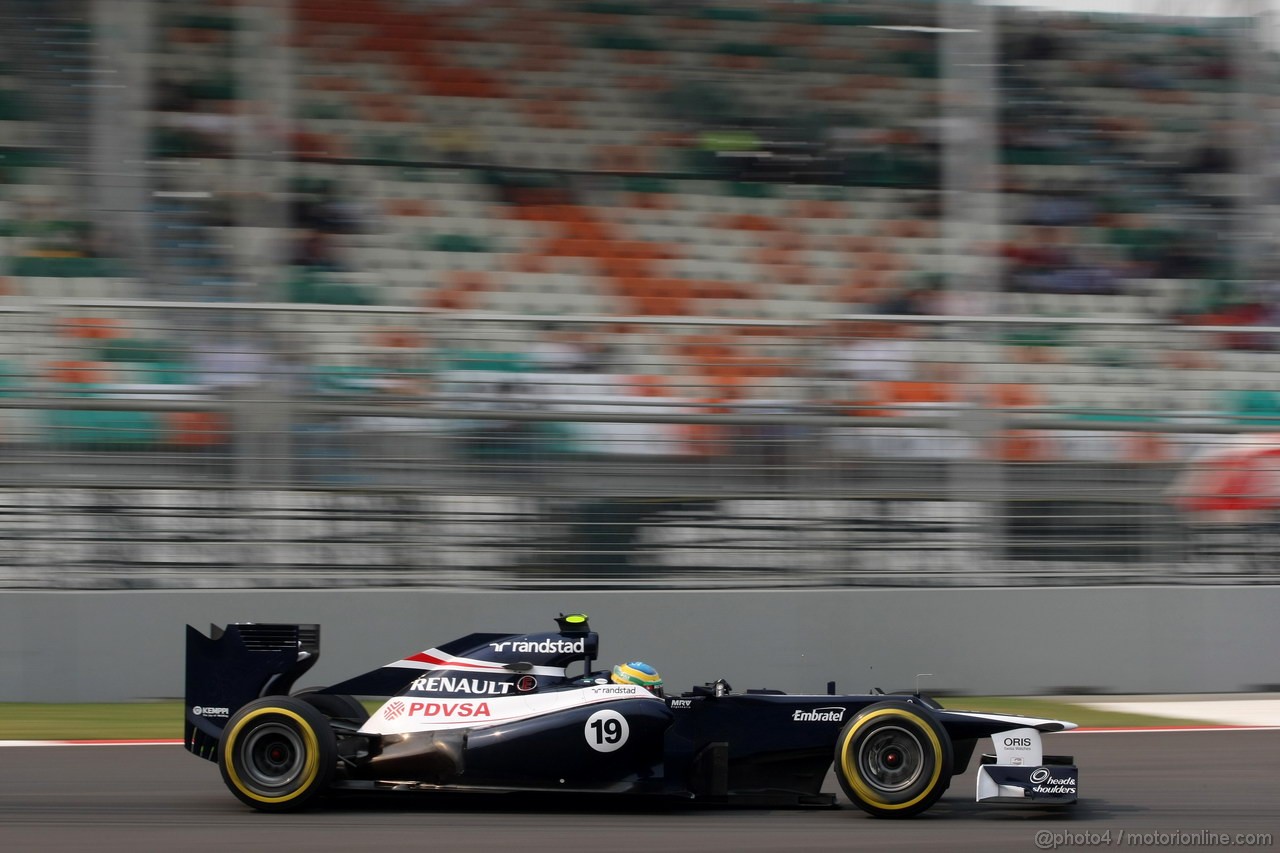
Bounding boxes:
[2,0,1278,460]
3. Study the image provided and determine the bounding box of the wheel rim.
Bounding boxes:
[857,725,925,793]
[239,722,306,794]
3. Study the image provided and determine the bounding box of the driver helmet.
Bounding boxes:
[611,661,663,693]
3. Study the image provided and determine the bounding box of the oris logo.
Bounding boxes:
[1003,736,1033,748]
[383,700,406,720]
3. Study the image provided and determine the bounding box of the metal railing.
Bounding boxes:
[0,301,1278,589]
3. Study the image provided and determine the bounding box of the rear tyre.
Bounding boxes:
[218,696,336,812]
[834,700,953,818]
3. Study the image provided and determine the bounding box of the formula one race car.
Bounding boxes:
[184,615,1079,818]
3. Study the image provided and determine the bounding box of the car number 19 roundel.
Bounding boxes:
[584,709,629,752]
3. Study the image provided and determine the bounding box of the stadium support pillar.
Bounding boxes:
[89,0,152,278]
[230,379,293,488]
[1229,4,1269,283]
[941,1,1003,564]
[231,0,294,299]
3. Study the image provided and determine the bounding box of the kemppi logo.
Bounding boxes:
[192,705,229,718]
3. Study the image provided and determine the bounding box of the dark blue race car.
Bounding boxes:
[184,614,1079,818]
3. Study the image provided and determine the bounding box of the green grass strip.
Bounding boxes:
[938,696,1217,729]
[0,702,184,740]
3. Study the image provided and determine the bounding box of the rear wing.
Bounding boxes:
[184,623,320,762]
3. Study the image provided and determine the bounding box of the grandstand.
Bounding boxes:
[1,0,1278,587]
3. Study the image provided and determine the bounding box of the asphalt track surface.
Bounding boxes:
[1,731,1276,853]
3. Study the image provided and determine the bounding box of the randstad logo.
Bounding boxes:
[489,638,584,654]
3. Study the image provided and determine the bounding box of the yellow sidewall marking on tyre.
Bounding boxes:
[839,708,943,810]
[223,707,320,804]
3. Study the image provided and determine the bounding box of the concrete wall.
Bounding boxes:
[1,587,1277,702]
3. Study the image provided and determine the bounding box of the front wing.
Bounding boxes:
[968,723,1078,805]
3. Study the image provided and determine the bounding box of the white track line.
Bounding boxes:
[1080,699,1280,727]
[1071,725,1280,734]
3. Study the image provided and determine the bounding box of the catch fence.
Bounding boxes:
[0,301,1275,588]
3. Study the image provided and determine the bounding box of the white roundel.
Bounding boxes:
[584,709,629,753]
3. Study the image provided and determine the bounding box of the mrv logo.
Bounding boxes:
[409,675,513,695]
[489,638,585,654]
[1030,767,1077,794]
[792,707,846,723]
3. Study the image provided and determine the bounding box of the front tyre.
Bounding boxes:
[834,700,953,818]
[218,697,337,812]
